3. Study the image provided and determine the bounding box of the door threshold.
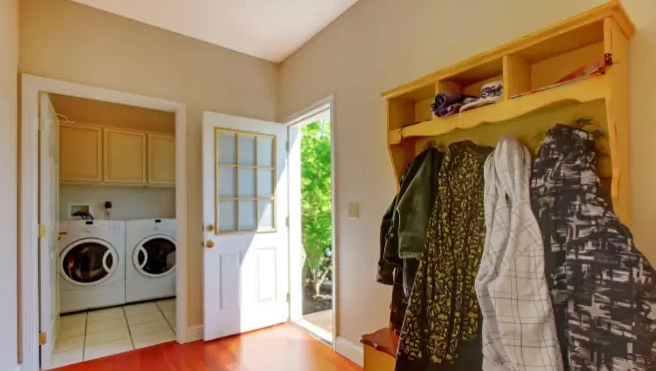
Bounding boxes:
[291,318,333,344]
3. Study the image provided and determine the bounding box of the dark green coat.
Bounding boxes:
[377,147,443,285]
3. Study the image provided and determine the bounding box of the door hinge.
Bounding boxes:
[38,224,47,238]
[285,216,289,227]
[285,141,289,153]
[39,332,47,346]
[286,293,290,302]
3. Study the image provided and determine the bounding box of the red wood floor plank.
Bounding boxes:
[51,324,363,371]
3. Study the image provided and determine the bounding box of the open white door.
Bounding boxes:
[202,111,289,340]
[39,93,60,369]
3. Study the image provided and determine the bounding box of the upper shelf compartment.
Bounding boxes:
[389,74,608,144]
[382,0,634,136]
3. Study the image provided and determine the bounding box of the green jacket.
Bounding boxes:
[377,147,443,285]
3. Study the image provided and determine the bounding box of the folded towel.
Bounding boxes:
[460,81,503,112]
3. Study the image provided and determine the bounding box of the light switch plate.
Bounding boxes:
[347,202,360,218]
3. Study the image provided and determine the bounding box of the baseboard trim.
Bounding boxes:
[184,325,204,342]
[335,336,364,367]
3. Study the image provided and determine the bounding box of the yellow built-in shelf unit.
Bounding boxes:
[365,2,635,370]
[382,0,634,227]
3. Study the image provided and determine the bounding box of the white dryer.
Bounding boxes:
[59,220,126,313]
[125,219,177,303]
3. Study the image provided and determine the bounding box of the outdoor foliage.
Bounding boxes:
[301,120,332,297]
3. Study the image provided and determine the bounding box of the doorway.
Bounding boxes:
[45,93,178,368]
[20,75,189,371]
[287,101,335,343]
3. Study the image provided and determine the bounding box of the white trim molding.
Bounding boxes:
[335,336,364,367]
[186,325,204,342]
[20,74,189,371]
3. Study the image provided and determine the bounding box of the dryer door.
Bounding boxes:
[60,238,118,286]
[133,235,176,277]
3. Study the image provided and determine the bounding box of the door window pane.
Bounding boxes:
[238,135,256,166]
[257,169,273,198]
[218,133,236,164]
[257,137,273,167]
[238,168,256,198]
[257,199,274,229]
[219,201,237,231]
[218,167,237,198]
[239,201,256,230]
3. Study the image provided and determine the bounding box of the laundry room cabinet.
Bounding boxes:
[59,123,103,183]
[147,133,176,185]
[59,123,175,186]
[103,128,147,184]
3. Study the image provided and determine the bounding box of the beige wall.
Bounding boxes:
[1,0,19,368]
[50,94,176,134]
[20,0,278,328]
[279,0,656,344]
[60,185,176,221]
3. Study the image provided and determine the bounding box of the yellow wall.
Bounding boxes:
[19,0,278,329]
[1,0,19,368]
[279,0,656,345]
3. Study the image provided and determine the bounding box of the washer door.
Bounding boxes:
[133,235,176,277]
[60,238,118,286]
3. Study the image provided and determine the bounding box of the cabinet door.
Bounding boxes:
[59,124,103,183]
[104,128,147,184]
[147,133,176,185]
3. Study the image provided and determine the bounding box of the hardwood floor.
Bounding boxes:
[51,323,363,371]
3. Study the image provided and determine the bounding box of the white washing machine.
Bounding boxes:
[59,220,126,313]
[125,219,177,303]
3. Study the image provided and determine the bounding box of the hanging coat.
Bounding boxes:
[395,141,492,371]
[476,136,563,371]
[531,124,656,371]
[378,147,443,285]
[379,147,443,334]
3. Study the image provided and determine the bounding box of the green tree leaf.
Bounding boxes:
[301,120,333,297]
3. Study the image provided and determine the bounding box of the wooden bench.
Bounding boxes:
[360,327,398,371]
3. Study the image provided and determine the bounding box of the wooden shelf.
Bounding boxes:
[381,0,633,226]
[388,74,608,145]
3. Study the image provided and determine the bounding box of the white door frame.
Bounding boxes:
[20,74,189,371]
[284,96,337,345]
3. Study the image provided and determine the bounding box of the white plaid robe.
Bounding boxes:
[475,136,563,371]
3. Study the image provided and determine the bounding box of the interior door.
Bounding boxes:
[202,111,289,340]
[39,93,60,369]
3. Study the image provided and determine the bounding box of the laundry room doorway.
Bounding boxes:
[20,75,189,371]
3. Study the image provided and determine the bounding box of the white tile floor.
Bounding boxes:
[49,299,176,369]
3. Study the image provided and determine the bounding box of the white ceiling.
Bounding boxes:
[69,0,360,62]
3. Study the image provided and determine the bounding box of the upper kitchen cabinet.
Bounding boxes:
[103,128,147,184]
[59,123,103,183]
[147,133,176,185]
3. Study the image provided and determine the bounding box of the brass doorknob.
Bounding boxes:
[205,240,215,248]
[206,224,215,232]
